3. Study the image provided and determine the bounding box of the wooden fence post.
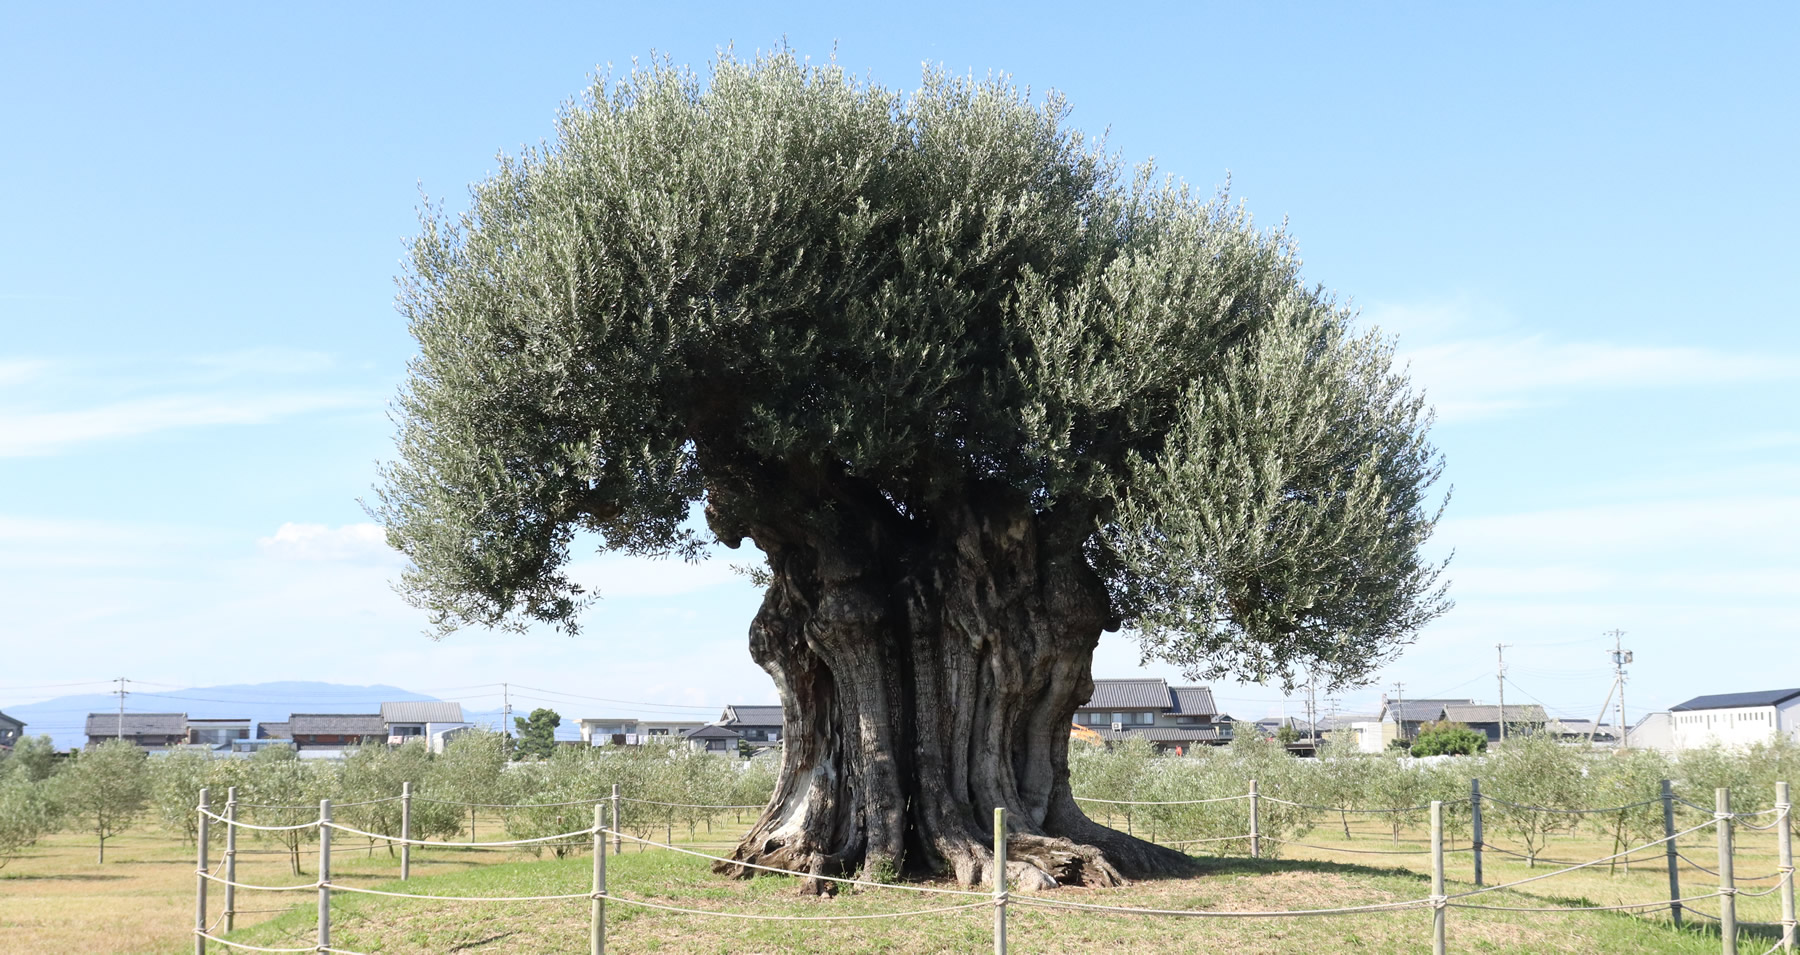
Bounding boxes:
[1664,778,1683,929]
[993,806,1007,955]
[1470,778,1484,887]
[1718,787,1736,955]
[224,787,237,934]
[1777,781,1794,953]
[591,804,606,955]
[1249,779,1260,859]
[401,781,412,881]
[1431,800,1446,955]
[195,787,209,955]
[318,798,333,953]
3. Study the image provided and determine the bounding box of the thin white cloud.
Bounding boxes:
[567,552,758,599]
[1366,298,1799,423]
[1401,336,1797,422]
[257,522,397,562]
[0,391,371,456]
[0,359,49,385]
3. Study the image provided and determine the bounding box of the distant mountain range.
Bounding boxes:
[0,681,584,750]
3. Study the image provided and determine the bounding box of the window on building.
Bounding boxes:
[1139,712,1155,725]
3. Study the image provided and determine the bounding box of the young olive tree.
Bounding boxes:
[0,774,59,870]
[151,748,216,845]
[243,746,336,876]
[1483,734,1590,867]
[427,729,512,838]
[60,739,151,864]
[375,51,1449,889]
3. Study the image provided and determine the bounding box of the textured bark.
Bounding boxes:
[708,481,1199,892]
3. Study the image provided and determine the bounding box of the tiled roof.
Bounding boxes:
[1099,726,1230,743]
[1083,679,1173,710]
[288,714,386,737]
[722,705,783,726]
[1382,699,1470,722]
[1320,714,1378,730]
[1443,704,1547,724]
[0,710,22,728]
[685,725,742,739]
[1671,689,1800,712]
[258,722,292,739]
[1169,686,1216,715]
[85,712,186,737]
[380,701,464,723]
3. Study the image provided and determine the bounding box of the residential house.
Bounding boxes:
[1253,716,1318,739]
[577,717,704,746]
[578,717,638,745]
[1549,718,1619,743]
[287,714,386,751]
[1668,689,1800,750]
[685,724,744,754]
[380,701,466,745]
[717,705,783,749]
[0,710,23,750]
[1314,713,1378,750]
[186,718,252,751]
[1624,713,1672,752]
[1072,679,1229,753]
[1376,699,1473,746]
[1441,704,1548,744]
[257,721,292,740]
[84,712,187,750]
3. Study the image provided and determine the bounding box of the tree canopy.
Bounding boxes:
[376,50,1448,692]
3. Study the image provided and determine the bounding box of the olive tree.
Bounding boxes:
[376,51,1449,889]
[60,739,150,864]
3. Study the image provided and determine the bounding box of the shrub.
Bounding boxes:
[1410,721,1486,757]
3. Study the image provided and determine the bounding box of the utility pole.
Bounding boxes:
[502,682,512,737]
[116,677,128,739]
[1391,682,1406,746]
[1607,630,1632,749]
[1496,647,1506,743]
[1306,682,1319,747]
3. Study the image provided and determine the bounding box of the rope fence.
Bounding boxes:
[189,780,1798,955]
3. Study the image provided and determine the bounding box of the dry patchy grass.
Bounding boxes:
[1,813,1786,954]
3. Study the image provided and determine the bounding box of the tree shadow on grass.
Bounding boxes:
[1181,855,1421,881]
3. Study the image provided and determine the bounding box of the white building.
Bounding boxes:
[1668,689,1800,750]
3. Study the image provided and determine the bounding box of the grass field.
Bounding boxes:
[1,813,1788,954]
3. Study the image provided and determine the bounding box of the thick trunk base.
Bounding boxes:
[708,488,1202,892]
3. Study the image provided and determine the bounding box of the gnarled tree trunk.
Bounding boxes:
[709,483,1198,892]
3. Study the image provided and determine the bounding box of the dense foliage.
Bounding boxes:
[512,708,562,760]
[373,49,1450,692]
[1409,720,1488,757]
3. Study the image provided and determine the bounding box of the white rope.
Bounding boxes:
[1159,833,1252,846]
[619,797,765,809]
[201,808,319,832]
[1071,794,1248,806]
[322,821,598,847]
[603,891,991,921]
[192,931,316,953]
[1012,894,1430,918]
[609,829,988,896]
[1738,869,1794,898]
[326,882,594,903]
[1453,817,1719,898]
[197,871,320,893]
[1448,891,1726,913]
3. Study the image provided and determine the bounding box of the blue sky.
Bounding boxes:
[2,3,1794,730]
